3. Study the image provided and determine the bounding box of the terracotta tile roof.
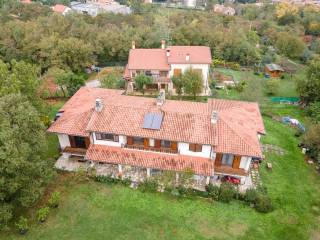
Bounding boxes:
[48,87,265,157]
[52,4,68,13]
[47,87,123,137]
[85,144,214,176]
[127,46,212,71]
[127,49,170,70]
[167,46,212,64]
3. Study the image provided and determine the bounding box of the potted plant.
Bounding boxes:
[15,216,28,235]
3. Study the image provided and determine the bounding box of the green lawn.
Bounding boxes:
[2,106,320,240]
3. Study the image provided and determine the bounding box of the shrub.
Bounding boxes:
[205,184,220,201]
[15,216,28,235]
[255,194,273,213]
[265,79,280,95]
[37,207,50,223]
[244,188,259,204]
[48,191,61,208]
[219,182,236,203]
[139,179,158,193]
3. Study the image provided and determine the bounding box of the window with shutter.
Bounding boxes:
[195,144,202,152]
[189,143,196,152]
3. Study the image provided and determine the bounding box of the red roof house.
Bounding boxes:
[48,87,265,186]
[124,41,212,95]
[52,4,72,15]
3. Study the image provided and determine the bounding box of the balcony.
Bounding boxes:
[123,144,178,154]
[62,147,87,156]
[150,75,170,83]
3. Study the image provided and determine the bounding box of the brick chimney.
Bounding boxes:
[156,89,166,106]
[166,49,170,57]
[161,40,166,49]
[186,53,190,62]
[131,41,136,49]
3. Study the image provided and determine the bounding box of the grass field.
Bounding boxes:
[2,105,320,240]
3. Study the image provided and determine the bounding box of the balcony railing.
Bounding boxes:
[123,144,178,154]
[62,147,87,155]
[148,75,170,83]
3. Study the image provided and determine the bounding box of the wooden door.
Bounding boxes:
[144,138,149,148]
[69,135,76,148]
[232,155,241,169]
[173,69,182,77]
[127,136,133,145]
[214,153,222,167]
[155,139,161,148]
[84,137,90,149]
[171,141,177,151]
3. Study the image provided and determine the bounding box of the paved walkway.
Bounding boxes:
[262,144,285,155]
[85,79,101,88]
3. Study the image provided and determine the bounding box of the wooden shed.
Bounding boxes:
[264,64,285,78]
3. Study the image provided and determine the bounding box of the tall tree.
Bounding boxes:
[182,68,203,99]
[0,94,53,229]
[297,59,320,104]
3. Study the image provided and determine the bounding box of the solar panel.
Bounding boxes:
[151,113,163,130]
[143,113,163,130]
[143,113,154,129]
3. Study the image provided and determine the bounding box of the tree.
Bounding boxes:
[306,101,320,123]
[101,70,125,89]
[275,2,299,25]
[276,32,305,59]
[182,68,203,99]
[134,74,152,95]
[0,94,53,229]
[172,76,184,98]
[55,71,86,97]
[297,59,320,104]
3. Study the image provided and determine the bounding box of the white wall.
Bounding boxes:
[169,63,210,94]
[178,142,212,158]
[240,156,252,171]
[92,132,126,147]
[58,134,70,149]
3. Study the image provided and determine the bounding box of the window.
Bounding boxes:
[145,71,152,76]
[189,143,202,152]
[221,154,234,166]
[96,133,119,142]
[160,71,168,77]
[161,140,171,148]
[133,137,144,145]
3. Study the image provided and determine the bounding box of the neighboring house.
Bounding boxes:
[21,0,32,3]
[264,63,285,78]
[47,87,265,188]
[124,41,212,95]
[70,1,131,16]
[52,4,72,15]
[213,4,236,16]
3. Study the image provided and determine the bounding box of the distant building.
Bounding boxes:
[20,0,32,4]
[70,1,131,16]
[264,64,285,78]
[213,4,235,16]
[52,4,72,15]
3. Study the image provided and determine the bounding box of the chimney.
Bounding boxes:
[156,89,166,106]
[211,111,218,124]
[186,53,190,62]
[166,49,170,57]
[131,41,136,49]
[161,40,166,49]
[95,98,103,112]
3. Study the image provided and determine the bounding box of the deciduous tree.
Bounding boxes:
[0,94,53,229]
[182,68,203,99]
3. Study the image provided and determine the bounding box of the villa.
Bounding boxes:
[47,87,265,189]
